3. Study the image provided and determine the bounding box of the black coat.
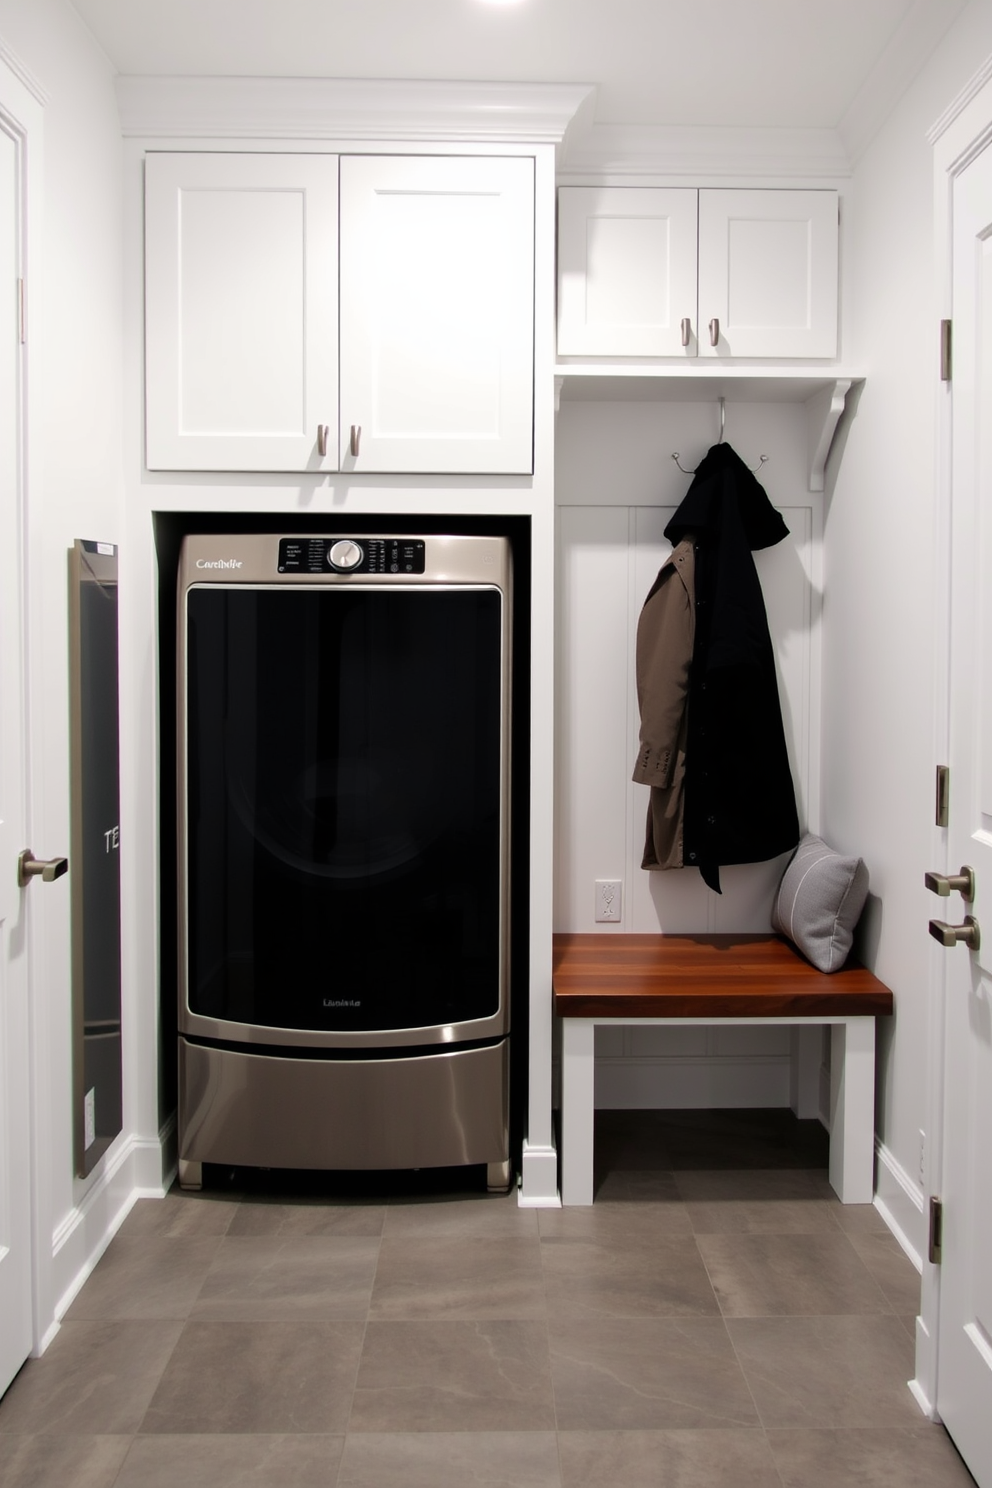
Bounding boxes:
[665,442,799,893]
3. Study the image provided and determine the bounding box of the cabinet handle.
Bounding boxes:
[350,425,362,458]
[681,317,691,348]
[709,318,720,347]
[317,424,329,457]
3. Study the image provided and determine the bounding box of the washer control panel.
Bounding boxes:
[278,538,427,576]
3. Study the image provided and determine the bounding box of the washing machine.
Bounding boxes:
[176,532,511,1190]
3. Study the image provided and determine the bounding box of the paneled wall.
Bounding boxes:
[554,394,822,1107]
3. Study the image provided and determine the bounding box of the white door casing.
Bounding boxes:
[933,134,992,1488]
[144,152,340,472]
[0,86,33,1401]
[339,154,535,474]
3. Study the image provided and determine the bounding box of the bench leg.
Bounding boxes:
[828,1017,876,1204]
[560,1019,595,1205]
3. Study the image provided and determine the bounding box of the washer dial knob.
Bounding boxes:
[328,540,363,571]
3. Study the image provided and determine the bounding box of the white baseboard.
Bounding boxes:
[518,1139,561,1207]
[47,1121,172,1337]
[874,1137,926,1272]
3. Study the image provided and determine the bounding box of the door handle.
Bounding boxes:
[18,850,69,887]
[924,865,975,900]
[317,424,329,457]
[929,915,981,950]
[681,317,691,348]
[709,318,720,346]
[350,425,362,458]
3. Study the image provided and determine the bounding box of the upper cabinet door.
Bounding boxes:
[339,155,535,475]
[145,153,339,471]
[557,187,698,356]
[697,189,838,359]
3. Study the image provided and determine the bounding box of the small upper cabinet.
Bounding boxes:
[557,186,838,361]
[339,155,535,475]
[556,187,697,357]
[145,152,339,472]
[144,151,535,474]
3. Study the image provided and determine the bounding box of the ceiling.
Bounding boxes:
[69,0,965,139]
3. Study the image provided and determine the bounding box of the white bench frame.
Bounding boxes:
[559,1014,876,1205]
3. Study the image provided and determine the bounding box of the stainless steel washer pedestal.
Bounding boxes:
[179,1036,510,1180]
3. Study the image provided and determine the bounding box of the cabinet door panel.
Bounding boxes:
[698,189,838,358]
[145,153,338,470]
[339,155,534,474]
[557,187,698,357]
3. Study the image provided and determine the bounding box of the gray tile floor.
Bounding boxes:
[0,1109,977,1487]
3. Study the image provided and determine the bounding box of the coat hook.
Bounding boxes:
[717,396,725,443]
[671,396,769,476]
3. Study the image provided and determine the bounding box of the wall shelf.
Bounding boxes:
[553,365,863,491]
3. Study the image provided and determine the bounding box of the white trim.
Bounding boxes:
[114,75,593,146]
[518,1139,561,1207]
[43,1126,170,1346]
[0,37,48,107]
[927,50,992,146]
[874,1137,926,1272]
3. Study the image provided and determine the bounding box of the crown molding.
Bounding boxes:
[840,0,968,164]
[558,123,851,182]
[114,75,594,145]
[927,48,992,147]
[0,36,49,106]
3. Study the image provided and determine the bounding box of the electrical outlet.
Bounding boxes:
[84,1088,96,1151]
[595,879,622,923]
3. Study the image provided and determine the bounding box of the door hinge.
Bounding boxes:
[936,765,950,828]
[940,319,952,381]
[17,277,25,344]
[929,1195,943,1265]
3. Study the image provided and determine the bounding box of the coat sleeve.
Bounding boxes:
[631,540,695,789]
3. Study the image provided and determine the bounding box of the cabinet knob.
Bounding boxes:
[681,317,691,348]
[709,318,720,347]
[350,425,362,458]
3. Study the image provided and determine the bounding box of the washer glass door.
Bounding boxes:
[184,585,505,1036]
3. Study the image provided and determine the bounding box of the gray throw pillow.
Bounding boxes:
[771,833,870,973]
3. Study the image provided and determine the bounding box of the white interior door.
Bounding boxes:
[935,136,992,1488]
[0,99,33,1401]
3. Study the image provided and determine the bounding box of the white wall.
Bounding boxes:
[0,0,137,1339]
[825,0,992,1257]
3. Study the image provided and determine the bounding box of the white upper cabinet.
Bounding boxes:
[556,187,697,357]
[697,189,838,358]
[144,151,535,474]
[557,186,838,361]
[145,153,339,471]
[339,155,535,475]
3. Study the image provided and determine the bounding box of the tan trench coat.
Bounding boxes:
[631,537,695,869]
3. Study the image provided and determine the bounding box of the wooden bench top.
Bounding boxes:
[553,932,894,1019]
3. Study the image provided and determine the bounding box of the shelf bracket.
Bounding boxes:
[805,378,853,492]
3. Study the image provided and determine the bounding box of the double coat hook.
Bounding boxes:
[672,397,769,476]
